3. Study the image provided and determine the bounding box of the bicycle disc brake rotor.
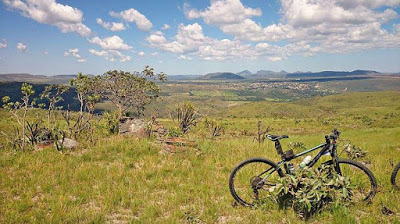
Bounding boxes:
[250,176,263,189]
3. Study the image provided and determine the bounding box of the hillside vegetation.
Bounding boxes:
[0,91,399,223]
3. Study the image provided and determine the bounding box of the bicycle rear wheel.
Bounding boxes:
[329,158,377,202]
[391,162,400,189]
[229,158,284,207]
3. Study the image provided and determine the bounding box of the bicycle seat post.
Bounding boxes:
[274,140,284,158]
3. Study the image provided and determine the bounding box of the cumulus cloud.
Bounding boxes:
[89,48,132,62]
[185,0,261,25]
[89,35,133,51]
[138,51,145,56]
[0,39,7,49]
[151,52,159,56]
[17,42,27,52]
[96,18,126,31]
[185,0,400,54]
[64,48,86,62]
[110,8,152,31]
[161,24,170,30]
[147,23,209,54]
[3,0,91,37]
[146,23,298,61]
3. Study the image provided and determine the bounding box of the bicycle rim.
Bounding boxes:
[229,158,283,206]
[391,163,400,189]
[335,159,377,202]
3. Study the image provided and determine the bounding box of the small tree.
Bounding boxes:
[69,73,102,140]
[70,73,99,115]
[40,84,70,126]
[1,83,35,151]
[100,66,167,118]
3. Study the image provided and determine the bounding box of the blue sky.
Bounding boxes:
[0,0,399,76]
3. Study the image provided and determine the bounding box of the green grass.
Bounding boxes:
[1,91,400,223]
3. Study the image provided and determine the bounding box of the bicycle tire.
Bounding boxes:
[326,158,377,202]
[229,158,284,207]
[391,162,400,189]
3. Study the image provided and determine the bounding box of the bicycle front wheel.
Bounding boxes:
[332,158,377,202]
[229,158,284,207]
[391,162,400,189]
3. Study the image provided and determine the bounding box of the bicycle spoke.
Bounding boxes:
[230,158,282,206]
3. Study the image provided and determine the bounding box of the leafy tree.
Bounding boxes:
[70,73,100,115]
[40,84,70,126]
[100,66,167,118]
[69,73,102,140]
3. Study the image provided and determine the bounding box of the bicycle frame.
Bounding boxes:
[260,137,339,183]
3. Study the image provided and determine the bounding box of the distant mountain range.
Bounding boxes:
[199,70,386,80]
[0,73,77,84]
[285,70,379,78]
[200,72,245,80]
[0,70,397,83]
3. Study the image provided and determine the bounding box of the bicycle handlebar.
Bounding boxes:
[324,127,341,142]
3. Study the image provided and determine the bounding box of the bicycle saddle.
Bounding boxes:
[266,134,289,141]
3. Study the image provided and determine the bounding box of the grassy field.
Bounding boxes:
[0,91,400,223]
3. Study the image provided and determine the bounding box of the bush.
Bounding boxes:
[204,118,224,139]
[166,127,183,137]
[170,102,201,134]
[269,165,354,219]
[103,111,119,134]
[344,144,367,160]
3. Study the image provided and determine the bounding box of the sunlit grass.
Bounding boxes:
[0,91,400,223]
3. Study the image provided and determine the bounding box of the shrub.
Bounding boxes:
[166,127,183,138]
[344,144,367,160]
[269,165,354,219]
[204,118,224,139]
[170,102,201,134]
[103,111,119,134]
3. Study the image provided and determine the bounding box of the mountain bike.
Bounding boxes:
[391,162,400,189]
[229,128,377,207]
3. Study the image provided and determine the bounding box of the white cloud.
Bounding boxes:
[178,55,192,60]
[185,0,261,25]
[89,35,133,51]
[147,23,209,54]
[151,52,158,56]
[3,0,91,37]
[89,49,108,56]
[43,50,49,55]
[64,48,80,57]
[146,23,322,62]
[185,0,400,55]
[17,42,26,52]
[161,24,170,30]
[110,8,152,31]
[96,18,126,32]
[64,48,87,62]
[267,56,284,62]
[0,39,7,49]
[89,48,131,62]
[138,51,145,56]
